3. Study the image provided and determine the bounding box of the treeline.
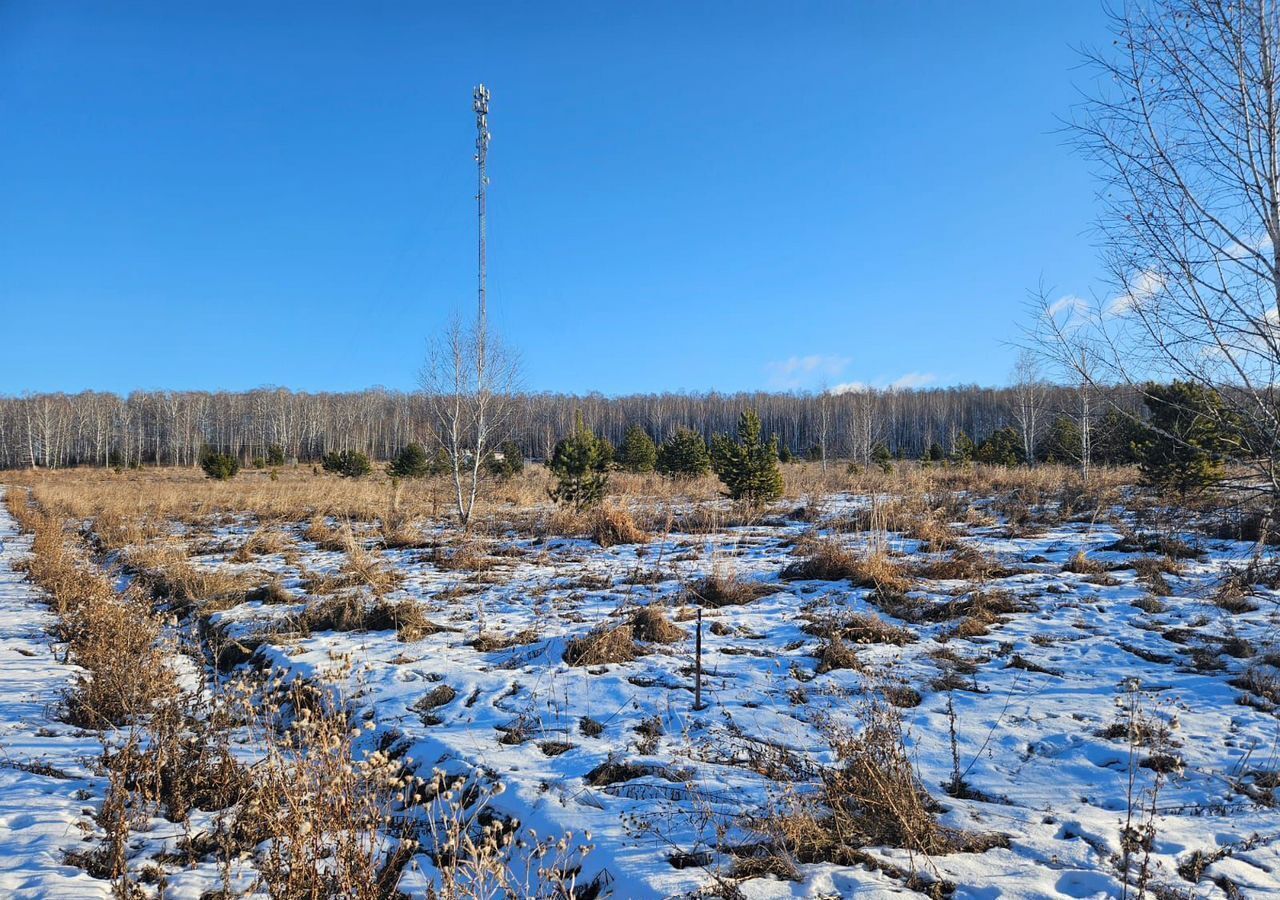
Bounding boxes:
[0,385,1139,470]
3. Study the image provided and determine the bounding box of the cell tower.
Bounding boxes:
[473,84,491,339]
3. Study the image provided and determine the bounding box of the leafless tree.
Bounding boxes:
[1033,0,1280,499]
[1010,349,1047,466]
[419,318,520,529]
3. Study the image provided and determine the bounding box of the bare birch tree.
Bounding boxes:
[1032,0,1280,500]
[419,318,519,530]
[1010,349,1046,466]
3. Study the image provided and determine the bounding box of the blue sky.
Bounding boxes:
[0,1,1110,396]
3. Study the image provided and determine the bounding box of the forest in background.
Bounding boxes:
[0,383,1137,470]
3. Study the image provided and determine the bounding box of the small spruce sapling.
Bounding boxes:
[549,414,611,510]
[710,409,784,505]
[656,428,712,479]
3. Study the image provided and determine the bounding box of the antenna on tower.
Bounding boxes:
[473,84,491,341]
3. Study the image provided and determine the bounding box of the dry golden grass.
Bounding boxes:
[14,507,176,728]
[231,526,294,561]
[8,460,1133,534]
[781,538,913,594]
[586,504,648,547]
[744,700,1006,879]
[631,605,685,643]
[124,542,253,615]
[684,569,780,607]
[563,620,641,666]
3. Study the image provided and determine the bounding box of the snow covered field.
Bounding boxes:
[2,480,1279,898]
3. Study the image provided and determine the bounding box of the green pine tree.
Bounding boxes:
[975,427,1024,467]
[1035,416,1082,464]
[321,449,373,478]
[199,448,240,481]
[710,409,784,505]
[1137,381,1232,496]
[387,443,432,479]
[950,432,976,464]
[617,425,658,473]
[549,413,611,510]
[871,443,893,473]
[485,440,525,480]
[656,428,712,479]
[1093,408,1144,465]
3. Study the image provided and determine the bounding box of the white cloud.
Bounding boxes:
[829,372,937,393]
[1046,294,1090,319]
[830,381,869,394]
[764,354,851,389]
[1105,270,1164,317]
[888,371,936,390]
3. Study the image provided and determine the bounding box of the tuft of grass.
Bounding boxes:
[631,605,685,643]
[781,539,912,594]
[564,621,642,667]
[587,505,648,547]
[684,570,780,607]
[804,612,916,646]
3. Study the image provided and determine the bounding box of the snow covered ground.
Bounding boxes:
[2,484,1279,898]
[0,489,110,898]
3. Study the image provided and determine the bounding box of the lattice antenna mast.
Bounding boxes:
[473,84,491,347]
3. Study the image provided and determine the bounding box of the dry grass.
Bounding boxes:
[815,636,863,674]
[1064,550,1107,575]
[587,504,648,547]
[340,542,404,595]
[631,605,686,643]
[297,595,430,638]
[914,544,1019,581]
[563,620,642,666]
[304,515,352,551]
[907,513,961,551]
[128,546,254,615]
[15,507,176,728]
[782,538,912,594]
[804,612,916,646]
[684,569,780,607]
[231,526,294,561]
[744,701,1006,878]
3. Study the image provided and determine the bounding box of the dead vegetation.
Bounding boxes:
[781,538,912,594]
[683,569,780,607]
[15,504,177,728]
[742,701,1006,880]
[631,605,686,643]
[803,611,916,646]
[564,620,642,667]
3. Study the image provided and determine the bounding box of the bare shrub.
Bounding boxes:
[228,683,415,899]
[746,701,1005,873]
